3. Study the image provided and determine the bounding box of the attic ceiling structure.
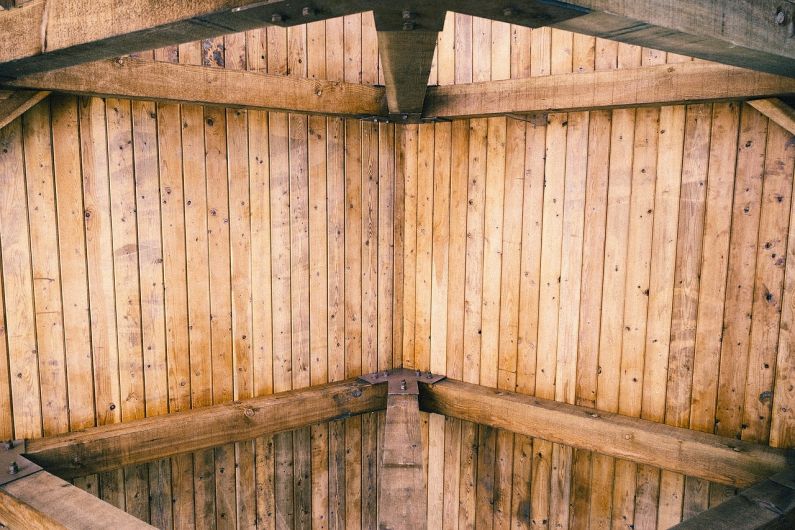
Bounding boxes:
[0,0,794,528]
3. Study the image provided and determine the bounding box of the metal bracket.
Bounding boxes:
[0,440,42,486]
[359,367,445,395]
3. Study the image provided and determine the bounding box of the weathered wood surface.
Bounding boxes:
[419,378,794,487]
[25,379,386,479]
[378,394,427,530]
[0,89,47,129]
[749,98,795,136]
[425,62,795,118]
[672,468,795,529]
[0,470,154,529]
[5,57,385,117]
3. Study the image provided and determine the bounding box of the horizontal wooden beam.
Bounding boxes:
[9,61,793,122]
[419,378,794,487]
[4,58,385,117]
[0,469,153,529]
[424,62,795,119]
[749,98,795,136]
[0,90,48,129]
[672,468,795,529]
[25,379,386,479]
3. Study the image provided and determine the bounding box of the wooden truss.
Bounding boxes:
[0,1,794,528]
[0,373,790,528]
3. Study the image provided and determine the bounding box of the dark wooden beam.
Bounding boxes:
[4,58,386,118]
[373,8,445,120]
[0,0,368,79]
[0,90,48,129]
[419,378,794,487]
[25,379,386,479]
[452,0,795,77]
[672,468,795,529]
[0,470,154,529]
[424,62,795,119]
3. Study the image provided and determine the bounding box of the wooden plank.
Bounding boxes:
[49,97,97,474]
[0,470,154,529]
[26,378,387,479]
[419,378,792,488]
[0,90,48,129]
[480,117,507,389]
[156,100,193,528]
[748,98,795,136]
[378,395,427,530]
[462,118,487,386]
[0,115,42,440]
[22,100,69,437]
[400,124,418,370]
[741,119,795,444]
[424,62,795,119]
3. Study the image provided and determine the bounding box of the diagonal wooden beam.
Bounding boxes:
[672,468,795,528]
[4,58,386,118]
[0,468,155,529]
[24,378,386,479]
[0,441,152,528]
[0,0,369,79]
[424,62,795,119]
[452,0,795,77]
[749,98,795,136]
[419,378,794,487]
[0,90,48,129]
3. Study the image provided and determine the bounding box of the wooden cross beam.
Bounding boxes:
[1,374,792,526]
[0,441,154,529]
[25,379,386,479]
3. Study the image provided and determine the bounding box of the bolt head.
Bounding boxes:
[402,10,412,20]
[775,9,787,25]
[302,6,314,17]
[271,13,283,23]
[402,21,415,31]
[8,462,18,475]
[503,7,514,17]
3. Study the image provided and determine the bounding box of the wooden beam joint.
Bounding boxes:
[0,441,41,487]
